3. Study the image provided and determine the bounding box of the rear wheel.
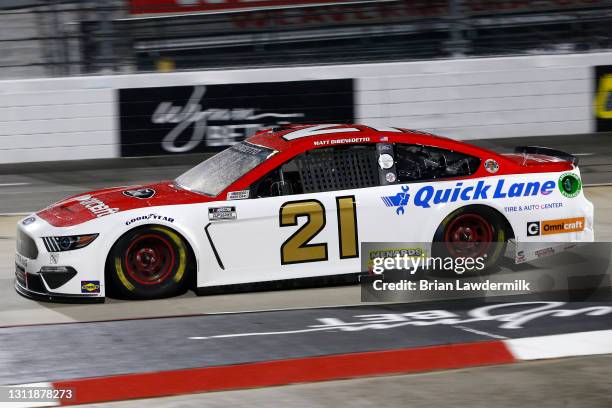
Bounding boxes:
[433,206,507,273]
[107,225,189,299]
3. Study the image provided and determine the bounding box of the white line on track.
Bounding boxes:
[0,189,83,196]
[452,325,508,340]
[0,183,30,187]
[572,153,595,156]
[505,329,612,360]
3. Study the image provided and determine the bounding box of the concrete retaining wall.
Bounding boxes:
[1,51,611,163]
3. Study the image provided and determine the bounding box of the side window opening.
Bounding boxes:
[394,144,481,182]
[296,145,378,193]
[253,145,378,198]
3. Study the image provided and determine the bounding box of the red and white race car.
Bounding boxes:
[15,124,593,302]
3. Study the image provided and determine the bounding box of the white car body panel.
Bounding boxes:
[16,168,594,300]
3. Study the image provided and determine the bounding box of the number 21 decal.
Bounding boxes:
[279,196,359,265]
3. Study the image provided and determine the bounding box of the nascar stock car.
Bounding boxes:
[15,124,593,302]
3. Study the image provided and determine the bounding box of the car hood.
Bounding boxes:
[37,181,210,227]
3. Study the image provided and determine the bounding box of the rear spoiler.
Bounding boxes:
[514,146,578,166]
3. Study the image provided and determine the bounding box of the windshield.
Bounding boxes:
[176,142,275,196]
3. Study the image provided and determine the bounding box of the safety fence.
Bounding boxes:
[2,0,612,79]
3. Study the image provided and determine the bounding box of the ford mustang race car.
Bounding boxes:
[15,124,594,302]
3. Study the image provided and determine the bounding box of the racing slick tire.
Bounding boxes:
[432,205,509,274]
[106,225,190,299]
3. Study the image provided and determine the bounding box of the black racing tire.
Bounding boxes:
[432,205,507,274]
[106,225,190,300]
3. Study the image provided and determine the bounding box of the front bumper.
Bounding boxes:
[15,216,106,303]
[15,263,104,303]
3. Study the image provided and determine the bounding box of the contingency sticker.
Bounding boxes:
[227,190,250,200]
[526,217,585,236]
[81,281,101,293]
[209,207,237,221]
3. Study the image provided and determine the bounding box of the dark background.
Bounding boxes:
[118,79,355,157]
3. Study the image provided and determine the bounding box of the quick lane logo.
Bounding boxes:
[527,217,585,236]
[383,179,556,213]
[382,186,410,215]
[81,281,100,293]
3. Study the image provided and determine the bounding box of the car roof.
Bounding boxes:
[246,123,489,157]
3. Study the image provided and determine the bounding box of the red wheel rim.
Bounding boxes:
[444,213,493,258]
[125,234,175,285]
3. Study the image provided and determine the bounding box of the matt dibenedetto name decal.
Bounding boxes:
[313,137,370,146]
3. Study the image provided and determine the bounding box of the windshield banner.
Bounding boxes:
[129,0,364,15]
[118,79,354,157]
[129,0,612,16]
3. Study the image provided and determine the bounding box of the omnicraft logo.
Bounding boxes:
[383,178,556,211]
[527,217,585,236]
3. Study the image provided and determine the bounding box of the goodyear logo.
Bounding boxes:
[81,281,100,294]
[382,178,557,214]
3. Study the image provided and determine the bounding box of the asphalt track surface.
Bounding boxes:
[2,299,612,386]
[1,133,612,406]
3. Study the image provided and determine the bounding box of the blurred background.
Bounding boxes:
[2,3,612,406]
[2,0,612,77]
[2,0,612,212]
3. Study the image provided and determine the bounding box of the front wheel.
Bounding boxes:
[107,225,189,299]
[432,206,507,274]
